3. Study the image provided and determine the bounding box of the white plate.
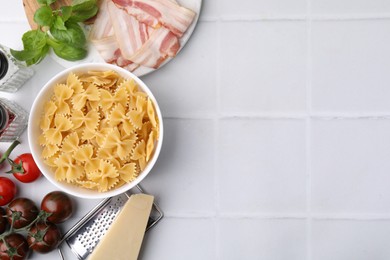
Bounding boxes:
[51,0,202,77]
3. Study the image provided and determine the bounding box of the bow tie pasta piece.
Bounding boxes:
[62,132,80,154]
[118,163,138,183]
[67,73,84,94]
[146,130,158,162]
[97,147,117,161]
[55,153,84,182]
[42,144,60,159]
[127,110,145,130]
[54,84,74,115]
[120,78,138,96]
[103,128,137,160]
[99,87,128,111]
[40,101,57,131]
[71,110,100,131]
[109,104,135,135]
[72,84,100,110]
[39,70,160,192]
[108,103,126,127]
[88,160,119,192]
[147,98,158,128]
[81,70,120,88]
[44,114,73,146]
[75,145,95,163]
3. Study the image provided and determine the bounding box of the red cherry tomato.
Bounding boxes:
[0,177,17,206]
[11,153,41,183]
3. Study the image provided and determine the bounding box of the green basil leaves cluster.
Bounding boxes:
[11,0,98,65]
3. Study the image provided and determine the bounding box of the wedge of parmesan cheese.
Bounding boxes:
[88,194,154,260]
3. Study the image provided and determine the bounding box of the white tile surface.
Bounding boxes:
[142,218,216,260]
[220,21,307,115]
[219,0,307,16]
[312,220,390,260]
[142,119,215,215]
[143,21,217,118]
[311,20,390,113]
[312,0,390,15]
[2,0,390,259]
[218,119,306,213]
[0,1,27,22]
[311,119,390,214]
[220,219,306,260]
[199,0,217,20]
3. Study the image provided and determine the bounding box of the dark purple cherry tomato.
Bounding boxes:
[6,198,39,229]
[27,222,61,253]
[0,233,29,260]
[41,191,73,223]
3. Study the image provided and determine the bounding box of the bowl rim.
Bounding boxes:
[28,63,163,199]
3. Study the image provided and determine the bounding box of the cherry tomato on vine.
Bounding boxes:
[0,233,29,260]
[0,177,17,206]
[6,198,39,229]
[8,153,41,183]
[41,191,73,223]
[27,222,61,253]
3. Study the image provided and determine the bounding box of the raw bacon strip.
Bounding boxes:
[128,27,179,69]
[90,0,139,71]
[107,1,153,59]
[89,0,114,41]
[112,0,196,37]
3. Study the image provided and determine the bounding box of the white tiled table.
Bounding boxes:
[1,0,390,259]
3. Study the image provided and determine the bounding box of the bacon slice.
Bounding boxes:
[90,0,139,71]
[128,27,179,69]
[107,1,153,60]
[89,0,115,41]
[112,0,196,37]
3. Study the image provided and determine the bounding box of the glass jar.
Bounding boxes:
[0,44,34,93]
[0,98,28,142]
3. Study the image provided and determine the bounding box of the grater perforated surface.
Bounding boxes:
[60,186,163,260]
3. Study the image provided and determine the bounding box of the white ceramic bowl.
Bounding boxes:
[28,63,163,199]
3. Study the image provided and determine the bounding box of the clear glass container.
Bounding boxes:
[0,44,34,93]
[0,98,28,142]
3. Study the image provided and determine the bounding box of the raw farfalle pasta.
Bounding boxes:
[39,70,160,192]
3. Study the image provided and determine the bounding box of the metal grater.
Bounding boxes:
[58,185,163,260]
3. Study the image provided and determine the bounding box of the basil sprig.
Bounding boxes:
[11,0,98,65]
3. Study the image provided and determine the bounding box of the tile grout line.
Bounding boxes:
[164,113,390,120]
[305,0,313,259]
[161,212,390,220]
[214,6,222,260]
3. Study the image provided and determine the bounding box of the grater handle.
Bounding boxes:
[136,185,164,231]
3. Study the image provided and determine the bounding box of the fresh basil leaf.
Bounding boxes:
[60,6,72,21]
[34,6,54,27]
[31,44,50,65]
[22,30,47,50]
[72,0,96,11]
[10,48,42,61]
[49,39,87,61]
[37,0,57,4]
[50,21,86,48]
[69,6,98,22]
[53,15,67,30]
